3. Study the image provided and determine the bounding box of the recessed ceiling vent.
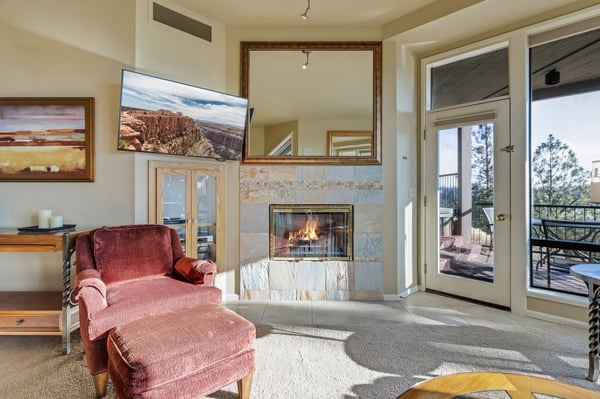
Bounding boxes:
[153,2,212,42]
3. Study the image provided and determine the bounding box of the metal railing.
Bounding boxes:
[439,173,459,215]
[530,204,600,296]
[533,204,600,223]
[437,170,599,296]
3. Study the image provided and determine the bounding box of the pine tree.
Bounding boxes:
[471,124,494,228]
[532,134,590,207]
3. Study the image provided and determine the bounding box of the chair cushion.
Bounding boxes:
[91,225,174,284]
[86,276,222,340]
[107,303,255,396]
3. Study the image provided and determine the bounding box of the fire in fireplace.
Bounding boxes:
[269,204,353,261]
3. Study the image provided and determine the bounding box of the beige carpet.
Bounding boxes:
[1,316,599,398]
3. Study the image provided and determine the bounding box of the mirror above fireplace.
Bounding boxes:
[240,41,382,165]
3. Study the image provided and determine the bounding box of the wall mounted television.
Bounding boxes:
[117,69,248,161]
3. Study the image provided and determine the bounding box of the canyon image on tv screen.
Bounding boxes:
[117,69,248,161]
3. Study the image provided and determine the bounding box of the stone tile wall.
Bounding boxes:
[239,165,384,300]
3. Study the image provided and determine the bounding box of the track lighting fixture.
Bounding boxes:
[302,50,311,70]
[301,0,311,20]
[545,68,560,85]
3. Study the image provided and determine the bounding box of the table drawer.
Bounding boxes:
[0,313,60,330]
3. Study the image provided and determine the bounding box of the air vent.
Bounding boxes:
[153,2,212,42]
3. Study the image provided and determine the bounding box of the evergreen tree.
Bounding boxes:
[471,124,494,228]
[471,124,494,201]
[532,134,590,206]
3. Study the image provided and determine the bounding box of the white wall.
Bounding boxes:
[0,0,237,293]
[0,2,420,299]
[0,0,136,290]
[297,118,372,156]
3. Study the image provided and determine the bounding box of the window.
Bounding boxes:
[529,27,600,295]
[429,46,509,110]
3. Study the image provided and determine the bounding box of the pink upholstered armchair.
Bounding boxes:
[73,224,222,397]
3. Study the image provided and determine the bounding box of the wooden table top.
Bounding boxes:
[397,372,600,399]
[0,226,96,252]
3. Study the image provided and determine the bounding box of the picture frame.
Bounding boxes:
[327,130,373,157]
[0,97,94,182]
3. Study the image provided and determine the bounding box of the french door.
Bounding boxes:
[149,161,224,266]
[424,99,511,307]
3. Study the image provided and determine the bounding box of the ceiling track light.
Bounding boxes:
[301,0,311,20]
[545,68,560,85]
[302,50,311,69]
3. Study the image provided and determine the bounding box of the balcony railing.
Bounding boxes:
[530,204,600,296]
[438,173,599,296]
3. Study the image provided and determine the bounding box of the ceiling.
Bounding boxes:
[168,1,594,59]
[169,0,586,37]
[166,0,598,127]
[168,0,440,28]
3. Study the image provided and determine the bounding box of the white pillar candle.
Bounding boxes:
[50,215,63,229]
[38,209,52,229]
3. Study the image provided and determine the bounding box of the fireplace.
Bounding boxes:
[269,204,353,261]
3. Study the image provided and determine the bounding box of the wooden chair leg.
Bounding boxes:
[94,371,109,398]
[237,373,254,399]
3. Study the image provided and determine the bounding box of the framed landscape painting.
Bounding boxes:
[0,97,94,182]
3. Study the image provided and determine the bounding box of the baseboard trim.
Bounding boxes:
[526,309,587,329]
[384,285,420,301]
[224,294,240,302]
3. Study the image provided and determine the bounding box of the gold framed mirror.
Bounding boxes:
[240,41,381,165]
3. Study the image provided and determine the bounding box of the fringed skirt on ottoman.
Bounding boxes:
[107,303,256,399]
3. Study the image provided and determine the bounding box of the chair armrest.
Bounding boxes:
[173,257,217,286]
[72,269,108,313]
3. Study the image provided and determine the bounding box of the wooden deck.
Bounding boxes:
[439,234,589,296]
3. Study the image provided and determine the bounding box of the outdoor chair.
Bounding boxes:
[540,219,600,274]
[483,207,494,253]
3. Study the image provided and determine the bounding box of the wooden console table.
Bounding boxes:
[0,227,95,354]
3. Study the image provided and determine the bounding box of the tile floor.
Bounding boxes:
[223,291,546,328]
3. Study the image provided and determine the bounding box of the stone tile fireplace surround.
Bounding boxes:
[239,165,383,301]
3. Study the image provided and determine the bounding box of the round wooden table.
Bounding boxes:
[397,372,600,399]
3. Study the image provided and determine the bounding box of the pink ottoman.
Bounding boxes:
[107,303,255,399]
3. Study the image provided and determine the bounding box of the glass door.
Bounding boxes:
[156,169,188,252]
[424,99,510,307]
[193,173,217,261]
[151,161,224,267]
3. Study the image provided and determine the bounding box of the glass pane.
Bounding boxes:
[163,174,186,224]
[162,173,186,252]
[438,123,494,282]
[196,175,216,261]
[529,28,600,296]
[430,47,508,110]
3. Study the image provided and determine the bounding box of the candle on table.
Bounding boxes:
[38,209,52,229]
[50,215,63,229]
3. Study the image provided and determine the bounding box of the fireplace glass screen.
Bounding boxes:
[270,204,353,261]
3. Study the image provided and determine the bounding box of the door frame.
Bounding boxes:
[423,98,511,307]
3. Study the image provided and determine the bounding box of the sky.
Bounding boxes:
[120,70,248,128]
[438,90,600,176]
[0,105,85,132]
[531,90,600,172]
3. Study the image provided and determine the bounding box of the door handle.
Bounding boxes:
[496,213,507,222]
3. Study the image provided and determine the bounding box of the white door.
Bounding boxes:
[424,99,510,307]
